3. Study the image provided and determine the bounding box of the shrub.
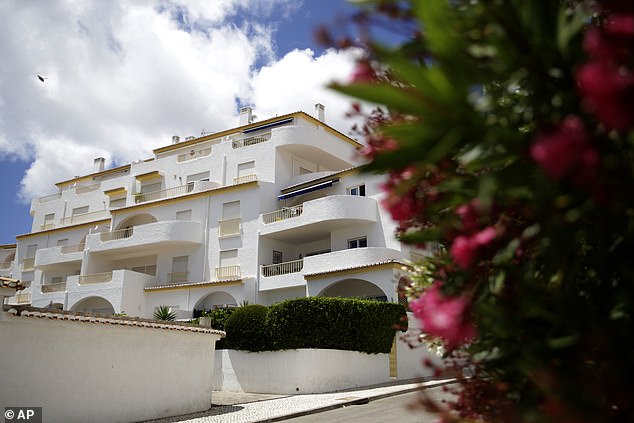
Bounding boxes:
[268,297,406,354]
[223,304,271,352]
[152,305,176,321]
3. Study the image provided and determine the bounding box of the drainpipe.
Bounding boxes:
[222,154,227,186]
[202,195,211,281]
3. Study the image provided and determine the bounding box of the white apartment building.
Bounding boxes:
[4,105,418,318]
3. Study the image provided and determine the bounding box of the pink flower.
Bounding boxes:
[530,116,599,179]
[455,201,480,233]
[450,226,497,269]
[409,282,476,350]
[605,13,634,36]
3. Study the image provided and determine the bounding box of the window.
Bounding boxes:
[171,256,188,273]
[44,213,55,224]
[273,250,283,264]
[186,171,210,190]
[236,161,256,183]
[26,244,38,258]
[222,201,240,219]
[56,239,69,247]
[72,206,89,216]
[51,276,64,284]
[109,197,126,208]
[347,237,368,249]
[141,182,162,194]
[348,184,366,196]
[176,210,192,221]
[219,249,238,267]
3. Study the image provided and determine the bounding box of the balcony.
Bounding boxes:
[40,223,56,231]
[233,174,257,184]
[232,133,270,149]
[261,259,304,277]
[41,282,67,293]
[75,183,100,194]
[259,259,305,291]
[79,272,113,285]
[86,220,204,254]
[7,291,31,305]
[37,192,61,204]
[167,271,189,284]
[302,247,404,277]
[260,195,377,241]
[218,218,241,238]
[262,205,303,224]
[177,147,211,163]
[35,244,84,268]
[60,210,110,226]
[134,184,193,204]
[215,265,241,280]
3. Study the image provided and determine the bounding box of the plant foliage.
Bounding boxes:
[152,305,177,321]
[325,0,634,421]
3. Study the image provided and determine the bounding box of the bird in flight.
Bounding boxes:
[37,75,48,82]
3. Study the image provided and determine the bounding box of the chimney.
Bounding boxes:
[314,103,325,122]
[239,107,253,126]
[172,135,180,144]
[93,157,105,172]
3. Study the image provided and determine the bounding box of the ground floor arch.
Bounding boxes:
[318,278,388,301]
[70,296,115,315]
[194,291,238,312]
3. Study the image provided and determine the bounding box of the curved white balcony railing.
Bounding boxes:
[302,247,403,277]
[35,244,84,268]
[260,195,377,237]
[86,220,204,253]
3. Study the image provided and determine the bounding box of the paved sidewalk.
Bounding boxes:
[144,378,455,423]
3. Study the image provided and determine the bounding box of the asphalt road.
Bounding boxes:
[283,385,455,423]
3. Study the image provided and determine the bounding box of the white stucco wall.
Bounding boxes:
[213,349,390,394]
[0,313,223,423]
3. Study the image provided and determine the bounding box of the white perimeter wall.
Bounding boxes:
[213,349,390,394]
[0,315,222,423]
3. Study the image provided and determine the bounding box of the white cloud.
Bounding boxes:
[248,48,364,135]
[0,0,361,202]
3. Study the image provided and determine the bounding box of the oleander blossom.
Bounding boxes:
[450,226,497,269]
[530,116,599,181]
[409,282,476,350]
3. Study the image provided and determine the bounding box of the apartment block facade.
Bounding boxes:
[4,106,417,318]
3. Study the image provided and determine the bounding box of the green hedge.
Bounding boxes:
[223,297,407,354]
[223,304,271,352]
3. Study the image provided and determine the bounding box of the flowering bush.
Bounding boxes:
[327,0,634,421]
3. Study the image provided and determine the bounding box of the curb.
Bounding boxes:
[254,379,457,423]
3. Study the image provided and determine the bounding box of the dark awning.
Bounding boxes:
[243,118,294,134]
[277,180,338,200]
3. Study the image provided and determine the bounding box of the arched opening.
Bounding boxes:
[115,213,157,231]
[319,278,388,301]
[71,297,115,315]
[2,251,15,268]
[194,292,238,316]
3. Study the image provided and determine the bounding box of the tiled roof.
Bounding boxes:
[304,259,408,278]
[144,278,244,291]
[3,305,225,336]
[0,277,26,291]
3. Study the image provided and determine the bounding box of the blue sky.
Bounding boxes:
[0,0,366,245]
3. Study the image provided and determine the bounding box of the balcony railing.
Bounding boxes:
[100,227,134,242]
[215,265,241,280]
[40,223,55,231]
[41,282,67,293]
[167,271,189,283]
[61,210,109,226]
[22,258,35,271]
[37,193,61,203]
[0,261,12,270]
[134,184,194,204]
[177,147,211,162]
[262,205,304,224]
[12,292,31,304]
[75,183,100,194]
[261,259,304,277]
[218,218,241,237]
[233,174,257,184]
[79,272,113,285]
[61,243,85,254]
[232,133,271,149]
